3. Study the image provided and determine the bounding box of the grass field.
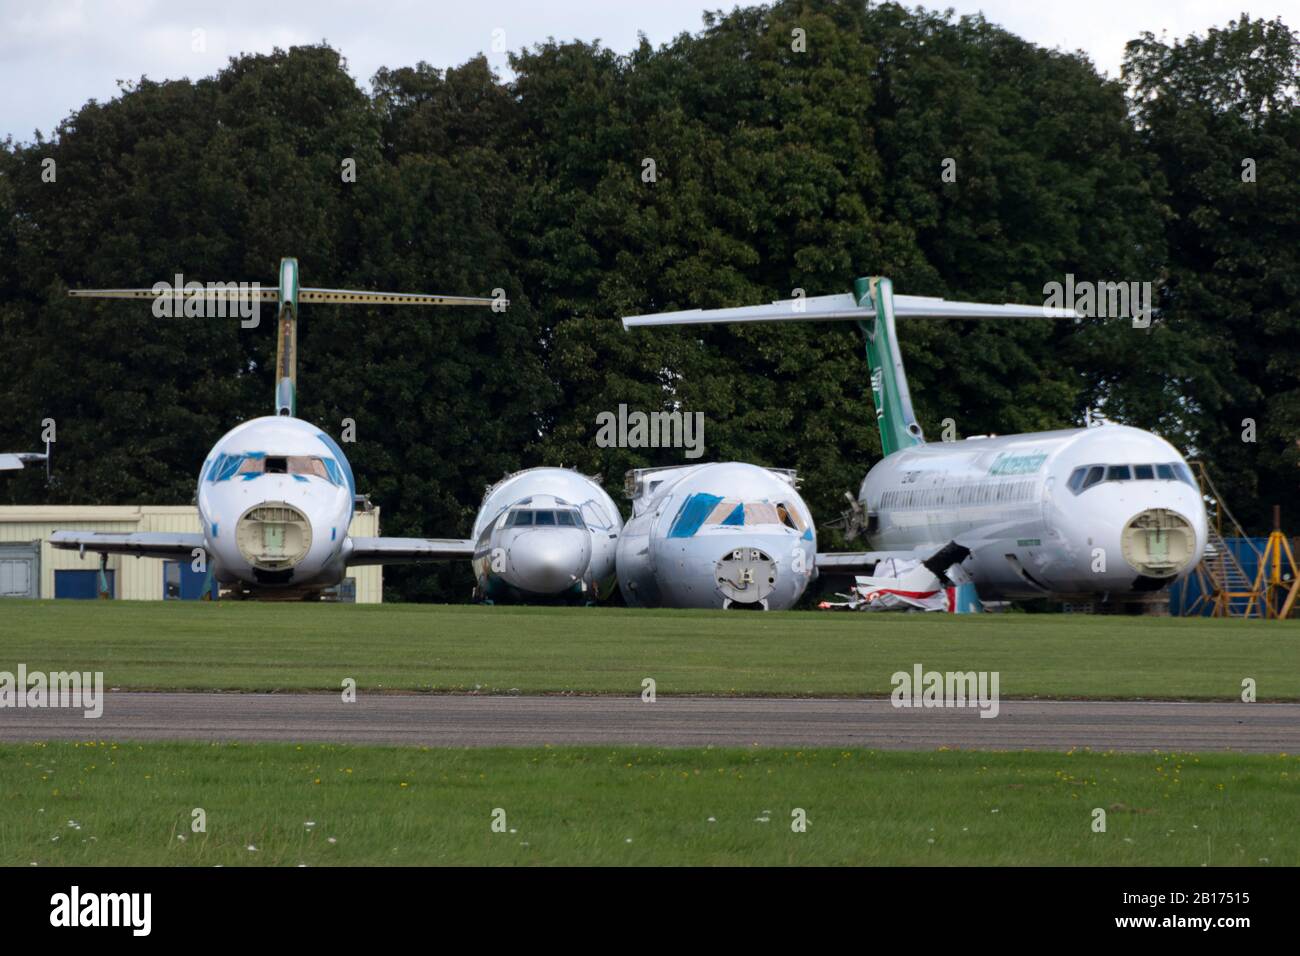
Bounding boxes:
[0,600,1295,699]
[2,741,1294,866]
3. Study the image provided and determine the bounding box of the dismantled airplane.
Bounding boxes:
[624,277,1208,606]
[470,467,624,604]
[617,462,817,609]
[50,257,495,598]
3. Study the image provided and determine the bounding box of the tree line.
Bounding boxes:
[1,1,1296,601]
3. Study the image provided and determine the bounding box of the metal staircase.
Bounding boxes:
[1181,462,1262,617]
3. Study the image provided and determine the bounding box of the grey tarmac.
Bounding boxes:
[0,692,1296,751]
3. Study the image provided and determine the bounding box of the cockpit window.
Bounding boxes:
[1068,462,1196,495]
[667,493,801,538]
[291,457,330,480]
[504,508,585,529]
[581,501,612,530]
[776,503,807,532]
[209,452,340,485]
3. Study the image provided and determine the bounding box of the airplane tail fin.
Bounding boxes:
[855,277,923,454]
[622,278,1074,457]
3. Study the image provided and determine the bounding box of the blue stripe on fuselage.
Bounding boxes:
[667,493,722,538]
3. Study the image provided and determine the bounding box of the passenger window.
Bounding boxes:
[535,511,557,526]
[1106,465,1131,482]
[1134,464,1154,480]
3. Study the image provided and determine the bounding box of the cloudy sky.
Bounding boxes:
[2,0,1293,143]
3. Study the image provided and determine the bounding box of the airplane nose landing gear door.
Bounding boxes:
[716,548,777,609]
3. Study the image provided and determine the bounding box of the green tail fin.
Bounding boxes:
[853,276,925,456]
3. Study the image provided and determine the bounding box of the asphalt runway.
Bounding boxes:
[0,693,1296,751]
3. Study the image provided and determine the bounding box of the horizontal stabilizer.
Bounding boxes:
[49,530,205,560]
[69,287,497,307]
[299,289,497,307]
[623,293,1075,329]
[68,287,278,301]
[346,537,476,566]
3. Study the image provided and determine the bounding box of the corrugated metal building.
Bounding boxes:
[0,505,382,602]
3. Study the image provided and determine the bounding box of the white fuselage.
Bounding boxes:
[617,462,817,610]
[196,416,356,593]
[858,424,1208,600]
[470,467,623,604]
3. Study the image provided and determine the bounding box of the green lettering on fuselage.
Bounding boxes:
[988,452,1047,476]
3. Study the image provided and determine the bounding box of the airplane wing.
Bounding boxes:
[299,289,498,307]
[49,530,206,560]
[815,552,903,576]
[0,452,46,471]
[817,541,974,579]
[68,288,279,302]
[345,537,477,566]
[623,293,1075,328]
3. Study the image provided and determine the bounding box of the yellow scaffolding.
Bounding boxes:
[1181,462,1263,618]
[1255,506,1299,620]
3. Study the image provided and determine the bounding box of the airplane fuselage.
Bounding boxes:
[858,424,1208,600]
[618,462,817,610]
[196,415,357,594]
[470,467,624,604]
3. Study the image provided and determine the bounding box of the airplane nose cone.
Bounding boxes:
[1121,508,1198,577]
[508,532,588,594]
[715,547,778,607]
[234,501,313,570]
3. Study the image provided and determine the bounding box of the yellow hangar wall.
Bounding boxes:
[0,505,382,602]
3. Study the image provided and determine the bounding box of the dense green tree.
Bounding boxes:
[1,3,1295,601]
[1120,15,1300,531]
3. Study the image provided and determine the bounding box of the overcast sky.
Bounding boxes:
[2,0,1294,143]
